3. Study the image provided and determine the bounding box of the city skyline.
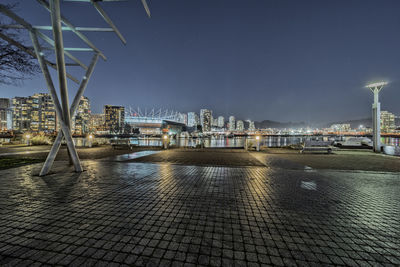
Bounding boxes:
[2,91,400,127]
[2,0,400,123]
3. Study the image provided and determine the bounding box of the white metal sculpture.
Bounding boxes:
[0,0,150,175]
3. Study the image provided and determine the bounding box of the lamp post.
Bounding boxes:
[25,134,31,146]
[366,81,387,153]
[88,134,93,148]
[255,135,260,151]
[162,134,169,149]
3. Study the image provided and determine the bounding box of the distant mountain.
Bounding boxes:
[254,120,307,129]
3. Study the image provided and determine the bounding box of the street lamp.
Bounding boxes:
[162,134,169,149]
[25,134,31,146]
[88,134,93,148]
[366,81,387,152]
[255,135,260,151]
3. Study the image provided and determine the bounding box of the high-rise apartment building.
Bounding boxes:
[12,93,57,133]
[187,112,199,127]
[104,105,125,133]
[381,111,395,132]
[89,113,105,133]
[212,117,218,127]
[12,96,38,132]
[236,120,244,132]
[217,116,224,128]
[0,98,12,131]
[37,93,57,133]
[200,109,212,132]
[200,109,206,127]
[0,98,10,108]
[229,116,235,131]
[248,120,255,131]
[72,96,91,135]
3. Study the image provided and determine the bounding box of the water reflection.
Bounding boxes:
[75,135,400,148]
[382,137,400,147]
[300,181,317,190]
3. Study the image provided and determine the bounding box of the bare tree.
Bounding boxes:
[0,4,39,85]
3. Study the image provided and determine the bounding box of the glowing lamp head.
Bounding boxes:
[25,134,31,139]
[88,134,93,139]
[365,81,388,89]
[163,135,168,140]
[255,136,260,140]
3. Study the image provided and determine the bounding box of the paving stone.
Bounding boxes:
[0,154,399,266]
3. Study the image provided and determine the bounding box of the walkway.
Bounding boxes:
[0,150,399,266]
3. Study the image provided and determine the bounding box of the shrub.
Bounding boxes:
[30,134,52,145]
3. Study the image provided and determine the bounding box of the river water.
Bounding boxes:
[125,136,400,148]
[73,135,399,148]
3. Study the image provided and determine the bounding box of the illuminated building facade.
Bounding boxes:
[217,116,225,128]
[0,98,12,131]
[104,105,125,134]
[381,111,395,133]
[248,120,255,131]
[330,124,351,132]
[212,117,218,127]
[200,109,212,132]
[229,116,235,131]
[12,93,57,133]
[125,109,186,135]
[236,120,244,132]
[72,96,91,135]
[89,113,105,134]
[187,112,199,127]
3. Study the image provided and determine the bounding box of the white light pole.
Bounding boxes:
[88,134,93,148]
[255,135,260,151]
[366,81,387,153]
[25,134,31,146]
[162,134,169,149]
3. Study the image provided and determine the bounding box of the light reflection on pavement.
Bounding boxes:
[0,153,399,266]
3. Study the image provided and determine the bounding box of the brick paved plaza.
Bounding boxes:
[0,150,399,266]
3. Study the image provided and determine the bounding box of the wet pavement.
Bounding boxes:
[128,149,265,167]
[0,150,399,266]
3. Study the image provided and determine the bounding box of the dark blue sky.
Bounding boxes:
[2,0,400,123]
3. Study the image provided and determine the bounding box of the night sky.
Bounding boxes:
[1,0,400,123]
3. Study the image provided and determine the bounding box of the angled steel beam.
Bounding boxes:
[37,0,107,60]
[64,0,150,17]
[50,0,81,168]
[71,53,99,117]
[40,53,99,176]
[0,4,35,31]
[42,47,94,52]
[0,31,80,83]
[141,0,151,18]
[37,31,88,69]
[30,31,82,174]
[91,1,127,44]
[50,0,72,131]
[0,4,88,70]
[1,24,114,32]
